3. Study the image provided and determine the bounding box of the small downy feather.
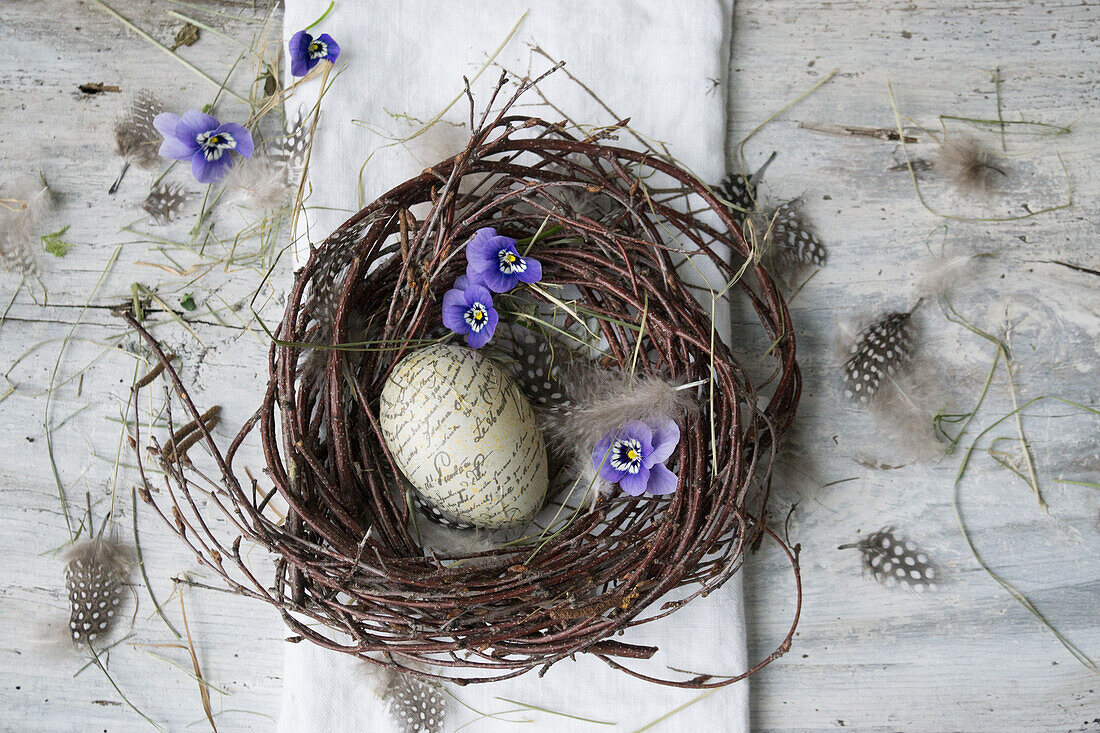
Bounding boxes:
[222,153,293,211]
[538,367,697,460]
[839,526,941,591]
[842,310,916,404]
[386,671,447,733]
[64,537,131,644]
[110,90,166,193]
[141,182,189,224]
[0,178,53,276]
[538,366,698,508]
[715,151,776,224]
[937,135,1005,197]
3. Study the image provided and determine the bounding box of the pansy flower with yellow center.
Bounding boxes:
[154,110,253,183]
[592,418,681,496]
[289,30,340,77]
[464,227,543,293]
[441,277,498,349]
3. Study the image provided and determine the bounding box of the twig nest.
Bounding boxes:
[126,74,803,688]
[379,343,548,529]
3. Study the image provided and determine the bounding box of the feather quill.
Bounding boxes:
[839,526,941,591]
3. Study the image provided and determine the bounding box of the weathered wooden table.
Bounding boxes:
[2,1,1096,730]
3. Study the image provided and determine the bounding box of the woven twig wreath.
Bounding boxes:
[127,75,802,688]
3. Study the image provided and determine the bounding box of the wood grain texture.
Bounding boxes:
[0,0,1096,731]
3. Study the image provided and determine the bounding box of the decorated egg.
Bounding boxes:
[378,343,548,529]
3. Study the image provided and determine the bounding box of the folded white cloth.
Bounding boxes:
[278,1,746,730]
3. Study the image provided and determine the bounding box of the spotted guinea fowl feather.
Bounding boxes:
[842,310,916,404]
[716,150,777,224]
[386,671,447,733]
[764,199,827,270]
[839,526,941,591]
[64,537,130,644]
[141,182,189,224]
[110,90,167,193]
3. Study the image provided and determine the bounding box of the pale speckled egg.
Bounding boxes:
[378,343,548,529]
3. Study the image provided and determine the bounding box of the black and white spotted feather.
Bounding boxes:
[839,527,940,591]
[110,90,166,193]
[412,492,475,530]
[715,151,776,224]
[386,672,447,733]
[141,182,189,224]
[761,199,828,271]
[64,538,130,645]
[272,107,310,173]
[842,311,915,404]
[502,326,572,410]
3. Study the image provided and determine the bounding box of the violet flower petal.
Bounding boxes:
[645,463,679,495]
[645,418,681,467]
[192,154,229,184]
[476,266,518,293]
[517,256,543,284]
[620,420,653,450]
[176,110,221,142]
[316,33,340,63]
[214,122,254,158]
[619,466,651,496]
[591,438,624,482]
[153,112,181,139]
[441,289,470,333]
[158,136,197,160]
[289,30,313,77]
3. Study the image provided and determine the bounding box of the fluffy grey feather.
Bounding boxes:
[114,90,165,167]
[937,135,1005,197]
[539,367,697,461]
[839,526,941,591]
[64,538,131,644]
[110,90,166,193]
[222,153,293,210]
[0,178,53,276]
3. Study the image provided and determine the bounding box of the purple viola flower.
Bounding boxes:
[289,31,340,77]
[154,111,253,184]
[592,418,680,497]
[465,227,543,293]
[442,282,498,349]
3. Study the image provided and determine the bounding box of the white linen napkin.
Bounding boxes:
[278,2,746,730]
